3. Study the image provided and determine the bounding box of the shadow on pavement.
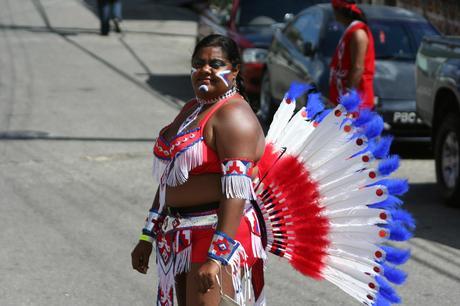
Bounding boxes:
[82,0,198,21]
[146,74,194,103]
[404,182,460,249]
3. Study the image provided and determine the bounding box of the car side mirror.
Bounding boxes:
[303,42,315,57]
[284,13,294,23]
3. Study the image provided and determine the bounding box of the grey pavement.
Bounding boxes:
[1,1,459,306]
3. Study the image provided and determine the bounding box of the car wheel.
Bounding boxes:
[435,113,460,206]
[258,72,276,124]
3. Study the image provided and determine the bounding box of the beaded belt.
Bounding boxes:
[161,213,218,233]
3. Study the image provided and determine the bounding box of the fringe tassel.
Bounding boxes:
[222,175,256,200]
[152,157,168,183]
[174,230,192,274]
[228,246,251,305]
[166,140,203,186]
[156,230,192,306]
[254,288,266,306]
[247,211,267,261]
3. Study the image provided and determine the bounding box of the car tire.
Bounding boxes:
[258,72,276,124]
[435,113,460,206]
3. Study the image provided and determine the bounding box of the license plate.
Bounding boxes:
[393,112,423,124]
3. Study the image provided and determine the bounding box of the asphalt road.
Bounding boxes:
[1,1,459,305]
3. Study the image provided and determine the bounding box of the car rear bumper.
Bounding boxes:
[377,99,431,140]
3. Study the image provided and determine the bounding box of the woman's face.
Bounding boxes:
[191,46,239,99]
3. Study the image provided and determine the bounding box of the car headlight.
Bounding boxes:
[242,48,268,63]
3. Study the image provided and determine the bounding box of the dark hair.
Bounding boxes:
[335,1,368,24]
[192,34,248,100]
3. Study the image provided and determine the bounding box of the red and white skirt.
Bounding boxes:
[155,202,266,306]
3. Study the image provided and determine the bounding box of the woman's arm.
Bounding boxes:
[196,99,264,292]
[347,29,369,89]
[131,188,160,274]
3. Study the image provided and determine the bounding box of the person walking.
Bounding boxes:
[97,0,122,36]
[329,0,375,109]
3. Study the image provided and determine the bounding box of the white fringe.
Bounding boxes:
[174,230,192,274]
[227,246,251,305]
[254,288,266,306]
[166,140,203,186]
[222,175,256,200]
[156,230,193,306]
[152,156,168,183]
[245,209,267,260]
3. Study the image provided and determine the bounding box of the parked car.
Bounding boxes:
[416,35,460,205]
[260,4,439,139]
[197,0,328,106]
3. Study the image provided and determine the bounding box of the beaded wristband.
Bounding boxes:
[221,159,255,200]
[208,231,240,266]
[139,234,154,243]
[142,208,162,238]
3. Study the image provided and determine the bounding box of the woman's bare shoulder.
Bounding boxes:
[214,96,260,133]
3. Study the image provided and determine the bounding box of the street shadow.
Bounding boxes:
[146,74,194,102]
[82,0,198,21]
[403,182,460,249]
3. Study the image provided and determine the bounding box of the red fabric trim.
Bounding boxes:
[190,215,257,267]
[331,0,363,16]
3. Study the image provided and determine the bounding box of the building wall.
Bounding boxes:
[359,0,460,35]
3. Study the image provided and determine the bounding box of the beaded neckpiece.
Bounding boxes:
[178,87,237,134]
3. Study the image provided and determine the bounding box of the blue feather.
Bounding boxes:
[389,209,416,230]
[371,179,409,196]
[369,195,403,209]
[382,221,413,241]
[382,262,407,285]
[373,294,391,306]
[315,109,332,123]
[376,276,401,304]
[381,245,411,265]
[372,136,394,159]
[353,109,375,127]
[364,115,384,139]
[378,155,400,176]
[339,90,361,112]
[305,93,325,120]
[285,82,312,101]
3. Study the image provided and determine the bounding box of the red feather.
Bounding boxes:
[255,144,330,279]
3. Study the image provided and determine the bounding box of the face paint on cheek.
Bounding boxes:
[215,70,232,87]
[198,85,209,92]
[190,68,197,79]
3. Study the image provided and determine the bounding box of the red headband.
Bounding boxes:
[332,0,363,16]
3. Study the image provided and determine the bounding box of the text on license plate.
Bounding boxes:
[393,112,423,124]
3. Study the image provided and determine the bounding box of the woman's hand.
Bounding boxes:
[196,259,221,293]
[131,240,153,274]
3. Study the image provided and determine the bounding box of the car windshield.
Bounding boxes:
[371,20,439,60]
[320,19,439,59]
[237,0,327,27]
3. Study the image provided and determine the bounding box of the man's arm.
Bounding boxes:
[348,29,369,89]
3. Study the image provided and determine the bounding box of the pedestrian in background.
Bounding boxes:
[329,0,375,108]
[97,0,122,36]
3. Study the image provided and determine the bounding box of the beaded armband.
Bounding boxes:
[141,208,163,241]
[221,159,255,200]
[208,231,241,266]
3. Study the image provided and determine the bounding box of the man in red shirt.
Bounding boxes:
[329,0,375,109]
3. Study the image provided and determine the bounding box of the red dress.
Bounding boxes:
[329,21,375,109]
